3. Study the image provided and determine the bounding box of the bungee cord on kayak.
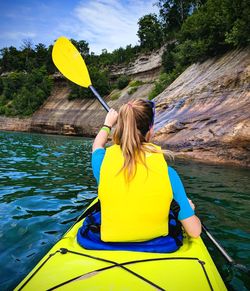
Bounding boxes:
[18,245,214,291]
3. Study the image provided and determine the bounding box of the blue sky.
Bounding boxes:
[0,0,158,54]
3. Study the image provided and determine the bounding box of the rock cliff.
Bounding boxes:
[0,116,31,132]
[0,48,160,136]
[110,46,164,82]
[29,79,154,136]
[153,48,250,167]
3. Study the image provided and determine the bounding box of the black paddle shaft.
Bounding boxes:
[202,223,234,263]
[89,85,110,112]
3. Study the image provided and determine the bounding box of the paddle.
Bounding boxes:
[202,223,249,273]
[52,36,110,112]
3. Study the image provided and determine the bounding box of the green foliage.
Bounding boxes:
[180,2,228,56]
[1,72,25,100]
[0,41,57,74]
[0,67,53,117]
[162,43,177,73]
[110,91,121,100]
[225,19,250,46]
[46,45,57,74]
[128,87,138,95]
[0,46,24,72]
[68,67,110,100]
[173,39,209,66]
[70,39,89,57]
[96,45,140,66]
[137,14,163,51]
[158,0,187,34]
[158,0,204,38]
[179,0,250,55]
[0,78,3,95]
[160,0,250,86]
[116,75,130,90]
[149,71,179,100]
[35,43,48,68]
[129,80,144,87]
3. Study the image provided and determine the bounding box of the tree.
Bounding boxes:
[68,66,110,100]
[179,0,250,57]
[137,14,163,51]
[21,39,35,71]
[0,46,23,72]
[35,43,48,68]
[46,45,56,74]
[70,39,89,57]
[0,78,3,94]
[0,67,53,117]
[2,72,25,100]
[157,0,206,37]
[159,0,250,78]
[116,75,130,90]
[224,0,250,46]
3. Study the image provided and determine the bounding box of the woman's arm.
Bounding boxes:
[92,108,118,152]
[180,197,201,238]
[168,166,202,238]
[180,215,201,238]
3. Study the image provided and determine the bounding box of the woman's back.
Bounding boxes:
[99,143,173,242]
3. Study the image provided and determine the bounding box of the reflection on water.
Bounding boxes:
[0,131,249,290]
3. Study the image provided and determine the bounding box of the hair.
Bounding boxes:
[113,99,173,182]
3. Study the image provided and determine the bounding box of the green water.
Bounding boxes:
[0,131,249,290]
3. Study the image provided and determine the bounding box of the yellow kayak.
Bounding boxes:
[15,199,227,291]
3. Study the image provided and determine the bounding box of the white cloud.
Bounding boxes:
[59,0,158,54]
[0,0,158,52]
[0,31,37,40]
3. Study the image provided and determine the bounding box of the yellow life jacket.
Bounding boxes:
[98,144,173,242]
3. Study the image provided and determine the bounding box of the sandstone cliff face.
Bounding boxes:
[0,48,161,136]
[29,80,154,136]
[26,48,161,135]
[153,48,250,167]
[110,47,164,81]
[0,116,31,132]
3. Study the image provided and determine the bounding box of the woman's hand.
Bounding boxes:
[92,108,118,152]
[104,108,118,128]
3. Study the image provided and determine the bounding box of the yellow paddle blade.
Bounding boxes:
[52,36,92,88]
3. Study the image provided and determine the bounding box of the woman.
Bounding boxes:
[92,99,201,243]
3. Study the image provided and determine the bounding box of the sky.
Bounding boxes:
[0,0,158,54]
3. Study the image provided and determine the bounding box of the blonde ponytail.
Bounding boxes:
[113,99,164,182]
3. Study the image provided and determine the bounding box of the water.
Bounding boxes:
[0,131,249,290]
[172,159,250,290]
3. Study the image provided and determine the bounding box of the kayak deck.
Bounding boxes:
[15,204,227,290]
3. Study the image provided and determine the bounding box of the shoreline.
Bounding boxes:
[1,128,249,169]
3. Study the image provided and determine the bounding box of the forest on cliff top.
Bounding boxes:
[0,0,249,117]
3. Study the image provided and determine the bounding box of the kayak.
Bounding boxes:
[15,199,227,291]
